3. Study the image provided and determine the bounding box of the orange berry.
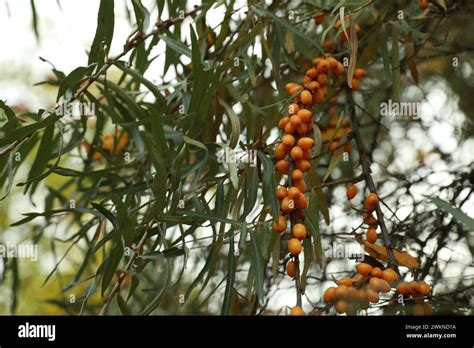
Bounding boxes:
[297,137,315,150]
[282,134,295,148]
[275,159,290,174]
[293,179,307,193]
[276,187,288,201]
[314,11,325,25]
[290,305,305,316]
[296,123,308,136]
[313,89,325,104]
[284,122,296,134]
[382,268,398,283]
[289,85,303,96]
[272,214,287,233]
[317,73,328,86]
[330,140,339,152]
[329,95,338,104]
[363,212,377,226]
[335,285,349,299]
[285,83,297,94]
[292,223,307,240]
[294,194,308,209]
[305,81,320,92]
[286,260,297,278]
[292,169,303,181]
[326,57,338,70]
[295,159,311,172]
[366,228,378,243]
[354,68,366,79]
[289,103,300,114]
[290,146,304,160]
[334,61,345,75]
[281,197,295,213]
[278,116,290,129]
[300,90,313,106]
[288,187,302,200]
[346,184,357,200]
[366,288,379,303]
[396,282,410,295]
[290,114,302,127]
[297,110,312,124]
[370,267,382,278]
[417,281,431,295]
[351,78,360,91]
[343,142,352,153]
[352,273,364,282]
[317,60,329,74]
[356,263,372,276]
[323,287,337,303]
[419,0,429,10]
[302,149,312,160]
[306,68,319,78]
[288,238,302,256]
[274,143,288,160]
[303,75,312,84]
[335,300,348,314]
[364,192,379,211]
[338,277,353,287]
[312,57,323,67]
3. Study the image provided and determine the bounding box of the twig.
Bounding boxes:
[345,86,399,271]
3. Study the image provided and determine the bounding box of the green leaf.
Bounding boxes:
[221,230,236,315]
[91,202,119,230]
[160,35,192,58]
[257,150,279,223]
[0,114,59,149]
[57,65,95,102]
[323,150,344,182]
[89,0,115,66]
[424,195,474,230]
[100,235,124,296]
[117,293,132,315]
[131,0,149,32]
[271,233,280,280]
[25,124,55,194]
[218,98,241,149]
[30,0,39,40]
[250,227,265,304]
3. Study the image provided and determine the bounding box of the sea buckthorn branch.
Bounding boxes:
[345,86,399,270]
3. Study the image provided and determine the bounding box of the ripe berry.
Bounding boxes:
[278,116,289,129]
[289,115,302,127]
[292,169,303,181]
[366,288,379,303]
[295,159,311,172]
[356,263,372,276]
[335,300,348,314]
[323,287,337,302]
[300,90,313,105]
[298,137,315,150]
[335,285,349,299]
[298,109,313,123]
[330,140,339,152]
[351,78,360,91]
[288,238,302,255]
[396,282,410,295]
[363,212,377,226]
[381,268,398,283]
[282,134,295,148]
[288,187,302,200]
[370,267,382,278]
[276,187,288,201]
[274,143,288,160]
[366,227,378,243]
[290,305,306,316]
[286,261,297,278]
[281,196,295,213]
[314,11,325,25]
[417,281,431,295]
[338,277,353,287]
[290,146,304,160]
[275,159,290,174]
[294,194,308,209]
[292,223,307,240]
[364,192,379,211]
[293,179,307,193]
[271,214,287,233]
[346,184,357,200]
[354,68,366,79]
[419,0,429,10]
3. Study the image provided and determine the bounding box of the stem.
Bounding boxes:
[345,86,399,271]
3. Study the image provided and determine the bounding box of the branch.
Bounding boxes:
[345,86,399,271]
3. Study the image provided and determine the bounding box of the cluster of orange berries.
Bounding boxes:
[274,53,350,317]
[396,280,433,316]
[323,263,398,314]
[346,185,381,244]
